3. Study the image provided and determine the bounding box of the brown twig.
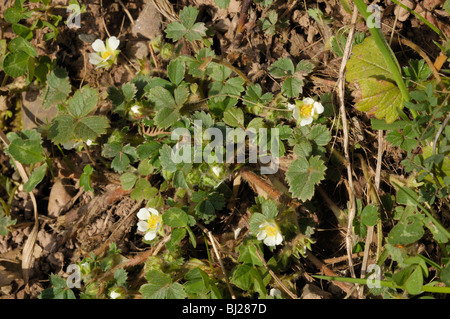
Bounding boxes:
[306,251,357,298]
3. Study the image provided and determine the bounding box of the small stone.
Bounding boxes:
[301,284,332,299]
[21,86,58,130]
[131,0,162,40]
[394,0,416,22]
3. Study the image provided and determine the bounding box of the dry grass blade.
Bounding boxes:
[196,223,236,299]
[253,244,298,299]
[336,6,358,280]
[150,0,178,22]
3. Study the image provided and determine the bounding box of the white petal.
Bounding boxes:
[314,102,324,114]
[110,291,121,299]
[303,97,315,105]
[274,233,283,245]
[92,39,106,52]
[137,208,150,220]
[89,53,103,65]
[147,207,159,216]
[131,105,141,115]
[107,36,120,51]
[300,117,313,126]
[234,227,242,239]
[137,221,148,232]
[287,103,296,110]
[264,236,277,247]
[292,107,300,120]
[256,229,266,241]
[144,230,157,241]
[270,288,282,297]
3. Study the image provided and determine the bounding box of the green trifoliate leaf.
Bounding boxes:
[165,6,207,42]
[140,270,186,299]
[286,155,326,201]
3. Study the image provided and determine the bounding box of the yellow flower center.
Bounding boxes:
[102,51,113,60]
[264,223,279,237]
[147,215,161,230]
[300,104,314,118]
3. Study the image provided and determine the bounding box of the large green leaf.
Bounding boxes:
[346,37,404,123]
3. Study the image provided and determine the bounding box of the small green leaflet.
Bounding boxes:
[223,107,244,127]
[285,155,326,201]
[79,164,94,192]
[67,85,99,118]
[41,67,72,109]
[0,212,16,236]
[268,58,313,98]
[23,163,47,192]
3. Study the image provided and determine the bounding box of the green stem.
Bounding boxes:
[353,0,415,118]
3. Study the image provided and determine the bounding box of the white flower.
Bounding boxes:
[86,139,92,146]
[288,97,324,126]
[109,290,121,299]
[89,36,120,69]
[137,207,162,241]
[108,287,125,299]
[211,165,223,179]
[256,220,283,247]
[130,105,142,117]
[269,288,282,298]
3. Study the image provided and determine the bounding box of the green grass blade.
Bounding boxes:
[313,275,450,294]
[390,0,446,40]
